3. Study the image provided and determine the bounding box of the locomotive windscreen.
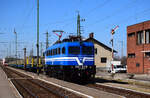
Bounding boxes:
[82,46,93,55]
[68,46,80,55]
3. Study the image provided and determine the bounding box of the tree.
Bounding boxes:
[121,56,127,65]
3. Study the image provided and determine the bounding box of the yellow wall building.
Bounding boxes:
[85,33,117,68]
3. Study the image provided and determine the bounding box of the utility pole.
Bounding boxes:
[30,44,33,57]
[24,48,26,71]
[40,42,43,57]
[77,12,80,37]
[7,48,8,58]
[77,12,85,37]
[9,42,11,58]
[40,42,44,73]
[46,31,49,49]
[14,29,17,65]
[37,0,39,75]
[119,41,123,58]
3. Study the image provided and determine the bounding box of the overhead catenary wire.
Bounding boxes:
[87,0,138,27]
[85,0,112,17]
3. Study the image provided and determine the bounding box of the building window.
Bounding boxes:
[145,52,150,57]
[128,32,135,37]
[101,57,107,63]
[145,29,150,44]
[137,31,144,45]
[128,53,135,58]
[95,48,97,54]
[136,63,140,67]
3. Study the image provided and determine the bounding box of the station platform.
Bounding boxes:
[0,66,18,98]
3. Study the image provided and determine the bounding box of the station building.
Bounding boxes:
[127,20,150,74]
[85,33,117,68]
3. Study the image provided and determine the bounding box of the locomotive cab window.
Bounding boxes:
[69,46,80,54]
[82,46,93,55]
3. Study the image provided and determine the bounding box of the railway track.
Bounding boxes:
[86,83,150,98]
[2,66,82,98]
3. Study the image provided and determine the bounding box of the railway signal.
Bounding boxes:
[110,25,119,71]
[111,25,119,35]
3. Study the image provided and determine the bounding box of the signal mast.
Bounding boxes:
[110,25,119,71]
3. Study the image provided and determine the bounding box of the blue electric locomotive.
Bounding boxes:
[44,36,96,80]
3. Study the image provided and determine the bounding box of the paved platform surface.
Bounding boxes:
[0,66,17,98]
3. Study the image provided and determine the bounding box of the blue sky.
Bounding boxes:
[0,0,150,58]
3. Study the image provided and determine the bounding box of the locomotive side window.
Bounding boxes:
[69,46,80,54]
[56,48,58,55]
[58,48,60,54]
[49,50,51,56]
[52,49,54,55]
[48,50,50,56]
[62,47,65,54]
[82,46,93,55]
[46,51,48,56]
[50,50,52,55]
[54,49,56,55]
[53,49,55,55]
[56,49,57,55]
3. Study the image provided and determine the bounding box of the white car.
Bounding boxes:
[110,65,127,73]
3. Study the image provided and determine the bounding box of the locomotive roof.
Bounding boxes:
[53,35,83,44]
[47,41,93,50]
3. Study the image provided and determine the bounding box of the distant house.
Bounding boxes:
[85,33,117,68]
[127,20,150,74]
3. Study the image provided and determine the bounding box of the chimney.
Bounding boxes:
[89,32,94,38]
